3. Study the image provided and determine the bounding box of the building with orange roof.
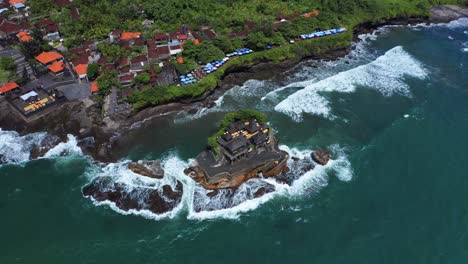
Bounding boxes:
[0,82,19,94]
[91,81,99,93]
[17,31,31,42]
[48,61,65,75]
[74,64,88,79]
[35,51,63,65]
[120,32,141,40]
[9,0,25,5]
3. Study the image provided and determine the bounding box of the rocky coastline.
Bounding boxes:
[0,5,466,163]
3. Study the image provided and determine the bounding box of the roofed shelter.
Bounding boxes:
[0,82,19,94]
[36,51,63,65]
[120,32,141,40]
[91,81,99,93]
[48,61,65,75]
[74,64,88,79]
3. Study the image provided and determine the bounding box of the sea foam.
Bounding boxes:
[274,46,427,121]
[85,145,353,220]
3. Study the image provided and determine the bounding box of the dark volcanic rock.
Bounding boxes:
[312,149,331,166]
[193,179,275,212]
[82,176,183,215]
[29,134,62,159]
[128,160,164,179]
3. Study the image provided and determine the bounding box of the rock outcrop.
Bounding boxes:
[29,134,62,159]
[312,149,331,166]
[82,160,182,215]
[127,160,164,179]
[185,150,289,190]
[82,176,183,215]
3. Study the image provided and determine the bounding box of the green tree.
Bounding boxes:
[87,63,99,80]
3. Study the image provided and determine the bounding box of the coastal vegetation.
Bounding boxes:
[207,110,267,152]
[128,31,352,109]
[124,0,467,109]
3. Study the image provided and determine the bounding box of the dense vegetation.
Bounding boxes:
[31,0,468,43]
[207,110,267,152]
[128,31,352,109]
[28,0,468,108]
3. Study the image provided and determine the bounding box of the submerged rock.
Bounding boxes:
[82,176,183,215]
[128,160,164,179]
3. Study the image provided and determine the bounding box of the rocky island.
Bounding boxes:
[184,110,331,212]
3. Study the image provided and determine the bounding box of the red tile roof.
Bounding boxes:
[178,34,188,41]
[0,20,22,34]
[17,31,31,42]
[146,39,156,47]
[120,32,141,40]
[35,19,55,28]
[35,51,62,65]
[70,7,80,20]
[156,46,170,55]
[75,64,87,76]
[9,0,25,5]
[72,53,90,66]
[119,74,133,82]
[131,55,146,64]
[0,82,19,93]
[91,81,99,93]
[54,0,70,7]
[118,57,128,67]
[202,29,216,40]
[48,61,65,73]
[154,33,167,41]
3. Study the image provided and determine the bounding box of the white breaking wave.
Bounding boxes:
[0,130,82,165]
[86,154,189,220]
[175,79,273,123]
[274,46,427,121]
[0,130,46,164]
[86,145,353,220]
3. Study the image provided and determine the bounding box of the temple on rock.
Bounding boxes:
[216,118,271,163]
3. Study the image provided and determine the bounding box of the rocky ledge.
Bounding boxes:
[82,160,182,215]
[127,160,165,179]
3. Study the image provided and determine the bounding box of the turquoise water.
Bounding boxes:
[1,19,468,263]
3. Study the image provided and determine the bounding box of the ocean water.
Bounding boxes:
[1,19,468,263]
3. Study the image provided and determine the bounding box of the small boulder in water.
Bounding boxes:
[128,160,164,179]
[312,149,331,166]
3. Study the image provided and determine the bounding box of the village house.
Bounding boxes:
[74,63,87,80]
[35,51,65,75]
[0,81,19,95]
[34,18,60,40]
[169,44,182,55]
[154,33,168,44]
[130,55,147,73]
[0,18,29,39]
[155,46,170,60]
[16,31,31,42]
